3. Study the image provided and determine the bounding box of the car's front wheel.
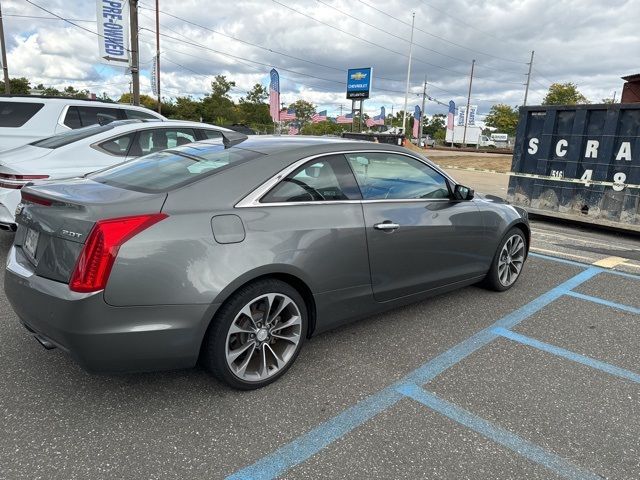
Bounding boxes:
[482,228,527,291]
[202,279,308,390]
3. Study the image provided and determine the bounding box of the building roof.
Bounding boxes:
[621,73,640,82]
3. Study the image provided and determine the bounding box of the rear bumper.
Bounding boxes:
[0,187,19,229]
[5,246,216,373]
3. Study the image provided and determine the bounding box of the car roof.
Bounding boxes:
[169,135,411,157]
[0,95,162,112]
[95,119,233,133]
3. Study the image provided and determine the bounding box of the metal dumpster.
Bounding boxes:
[508,104,640,232]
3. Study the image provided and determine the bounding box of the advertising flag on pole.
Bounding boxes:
[373,106,385,125]
[280,108,296,121]
[447,100,455,131]
[151,57,158,96]
[97,0,131,67]
[412,105,421,138]
[269,69,280,123]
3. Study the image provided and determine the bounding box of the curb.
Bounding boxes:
[440,165,510,175]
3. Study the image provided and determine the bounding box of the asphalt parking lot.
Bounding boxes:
[1,223,639,479]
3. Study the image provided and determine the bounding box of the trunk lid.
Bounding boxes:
[14,177,167,283]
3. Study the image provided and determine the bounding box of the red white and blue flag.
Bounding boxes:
[280,108,296,121]
[413,105,421,138]
[311,110,327,123]
[269,69,280,123]
[288,125,299,135]
[447,100,455,131]
[336,113,353,124]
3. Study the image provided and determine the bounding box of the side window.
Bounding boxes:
[77,107,122,127]
[96,133,136,156]
[124,109,159,120]
[345,152,450,200]
[201,129,223,140]
[130,128,196,156]
[262,155,361,203]
[63,106,82,129]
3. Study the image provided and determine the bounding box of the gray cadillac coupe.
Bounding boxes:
[6,134,529,389]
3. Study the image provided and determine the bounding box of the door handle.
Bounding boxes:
[374,222,400,231]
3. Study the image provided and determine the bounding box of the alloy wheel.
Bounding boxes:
[225,293,302,382]
[498,234,525,287]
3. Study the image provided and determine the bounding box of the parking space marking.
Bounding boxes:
[396,384,602,480]
[565,291,640,315]
[592,256,628,268]
[227,264,603,480]
[531,252,640,280]
[493,328,640,384]
[530,247,593,262]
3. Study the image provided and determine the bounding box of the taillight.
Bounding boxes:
[0,173,49,189]
[21,191,52,206]
[69,213,168,293]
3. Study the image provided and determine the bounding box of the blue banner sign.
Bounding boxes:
[346,68,372,100]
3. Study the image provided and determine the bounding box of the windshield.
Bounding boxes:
[89,144,264,193]
[31,124,116,149]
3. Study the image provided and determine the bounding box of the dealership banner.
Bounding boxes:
[97,0,130,67]
[456,105,478,126]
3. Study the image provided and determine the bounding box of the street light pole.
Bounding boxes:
[0,3,10,94]
[401,12,415,138]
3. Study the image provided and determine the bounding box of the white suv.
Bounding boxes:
[0,96,165,151]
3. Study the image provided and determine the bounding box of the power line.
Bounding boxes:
[5,13,96,22]
[316,0,524,77]
[22,0,113,43]
[272,0,525,85]
[357,0,526,64]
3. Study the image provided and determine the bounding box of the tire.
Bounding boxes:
[202,279,308,390]
[481,228,527,292]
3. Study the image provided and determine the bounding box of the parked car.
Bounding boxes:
[0,95,165,151]
[5,136,529,389]
[0,119,232,230]
[410,135,436,148]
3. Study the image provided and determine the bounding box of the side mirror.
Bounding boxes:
[454,184,474,200]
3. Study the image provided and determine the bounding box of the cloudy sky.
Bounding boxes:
[3,0,639,117]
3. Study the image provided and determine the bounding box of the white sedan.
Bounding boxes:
[0,119,233,229]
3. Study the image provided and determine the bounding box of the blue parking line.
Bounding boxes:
[493,327,640,384]
[565,291,640,315]
[227,267,601,479]
[530,252,640,280]
[396,384,601,480]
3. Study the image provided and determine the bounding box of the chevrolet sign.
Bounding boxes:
[347,67,372,100]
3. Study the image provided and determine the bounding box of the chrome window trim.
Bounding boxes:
[235,149,458,208]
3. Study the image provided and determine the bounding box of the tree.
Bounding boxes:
[118,93,158,110]
[288,99,315,126]
[238,83,271,130]
[201,75,238,125]
[542,82,589,105]
[301,120,347,136]
[484,104,519,136]
[601,97,616,104]
[424,114,445,138]
[170,96,202,122]
[9,77,30,94]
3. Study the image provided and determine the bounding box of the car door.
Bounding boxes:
[241,154,370,327]
[345,151,486,302]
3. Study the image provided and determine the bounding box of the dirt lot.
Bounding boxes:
[405,144,513,173]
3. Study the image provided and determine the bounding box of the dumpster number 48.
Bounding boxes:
[580,169,627,191]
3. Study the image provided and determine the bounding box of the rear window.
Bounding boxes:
[0,101,44,127]
[89,144,264,193]
[31,124,116,149]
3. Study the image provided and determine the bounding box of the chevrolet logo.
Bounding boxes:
[350,72,367,80]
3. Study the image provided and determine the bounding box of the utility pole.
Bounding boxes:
[462,59,475,147]
[0,3,10,94]
[155,0,161,113]
[129,0,140,106]
[612,91,617,103]
[418,76,427,148]
[523,50,534,107]
[401,12,415,138]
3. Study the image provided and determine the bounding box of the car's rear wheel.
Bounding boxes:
[482,228,527,291]
[202,279,307,390]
